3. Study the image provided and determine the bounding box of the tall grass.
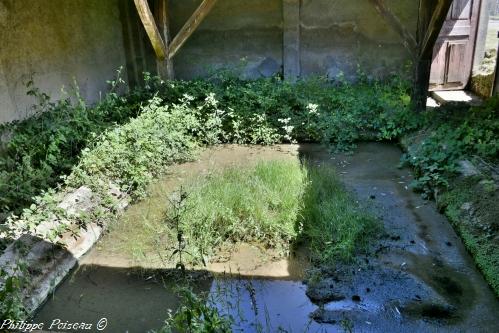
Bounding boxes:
[178,159,306,261]
[171,159,379,266]
[299,165,380,264]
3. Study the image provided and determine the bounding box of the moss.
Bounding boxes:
[439,177,499,297]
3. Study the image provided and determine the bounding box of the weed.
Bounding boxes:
[155,287,232,333]
[165,187,197,272]
[299,164,380,265]
[0,262,28,321]
[178,159,306,262]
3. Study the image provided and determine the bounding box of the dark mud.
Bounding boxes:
[33,143,499,332]
[299,143,499,332]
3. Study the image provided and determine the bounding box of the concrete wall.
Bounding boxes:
[169,0,283,79]
[164,0,417,80]
[0,0,127,124]
[300,0,417,80]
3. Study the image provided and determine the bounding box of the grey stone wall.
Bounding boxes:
[0,0,127,124]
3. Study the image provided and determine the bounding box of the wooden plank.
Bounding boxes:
[368,0,417,54]
[153,0,174,79]
[133,0,167,60]
[168,0,218,59]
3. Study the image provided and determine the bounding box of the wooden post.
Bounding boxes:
[283,0,301,81]
[412,0,453,111]
[154,0,174,79]
[168,0,218,59]
[133,0,168,60]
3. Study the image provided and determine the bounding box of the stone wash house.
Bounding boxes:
[0,0,497,124]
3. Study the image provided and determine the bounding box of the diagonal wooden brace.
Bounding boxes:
[134,0,218,62]
[133,0,168,60]
[168,0,218,59]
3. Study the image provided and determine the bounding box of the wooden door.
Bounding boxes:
[429,0,481,90]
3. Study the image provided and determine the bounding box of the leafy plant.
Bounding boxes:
[0,262,27,321]
[155,287,232,333]
[165,187,197,272]
[401,97,499,197]
[0,68,136,218]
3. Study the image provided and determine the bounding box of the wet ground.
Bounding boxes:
[300,143,499,332]
[33,143,499,332]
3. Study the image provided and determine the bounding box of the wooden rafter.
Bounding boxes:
[419,0,454,59]
[168,0,218,59]
[368,0,417,54]
[134,0,217,64]
[133,0,167,60]
[411,0,454,111]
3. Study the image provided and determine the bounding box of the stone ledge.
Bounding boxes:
[0,184,129,317]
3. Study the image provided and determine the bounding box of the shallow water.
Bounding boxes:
[33,143,499,332]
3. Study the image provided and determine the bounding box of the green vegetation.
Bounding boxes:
[299,165,379,264]
[66,97,201,199]
[166,160,377,266]
[157,287,232,333]
[400,97,499,296]
[0,265,27,320]
[4,71,497,226]
[1,69,498,319]
[0,72,412,222]
[155,288,232,333]
[178,160,306,262]
[401,97,499,197]
[438,177,499,297]
[108,159,378,269]
[0,71,139,219]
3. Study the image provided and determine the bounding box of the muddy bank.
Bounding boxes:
[33,143,499,332]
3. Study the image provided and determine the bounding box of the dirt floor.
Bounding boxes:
[33,144,499,332]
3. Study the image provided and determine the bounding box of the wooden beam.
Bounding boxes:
[368,0,417,54]
[133,0,167,60]
[419,0,454,59]
[153,0,174,79]
[411,0,453,111]
[168,0,218,59]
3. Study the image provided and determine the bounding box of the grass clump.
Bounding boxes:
[168,159,379,267]
[299,165,380,264]
[177,159,306,261]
